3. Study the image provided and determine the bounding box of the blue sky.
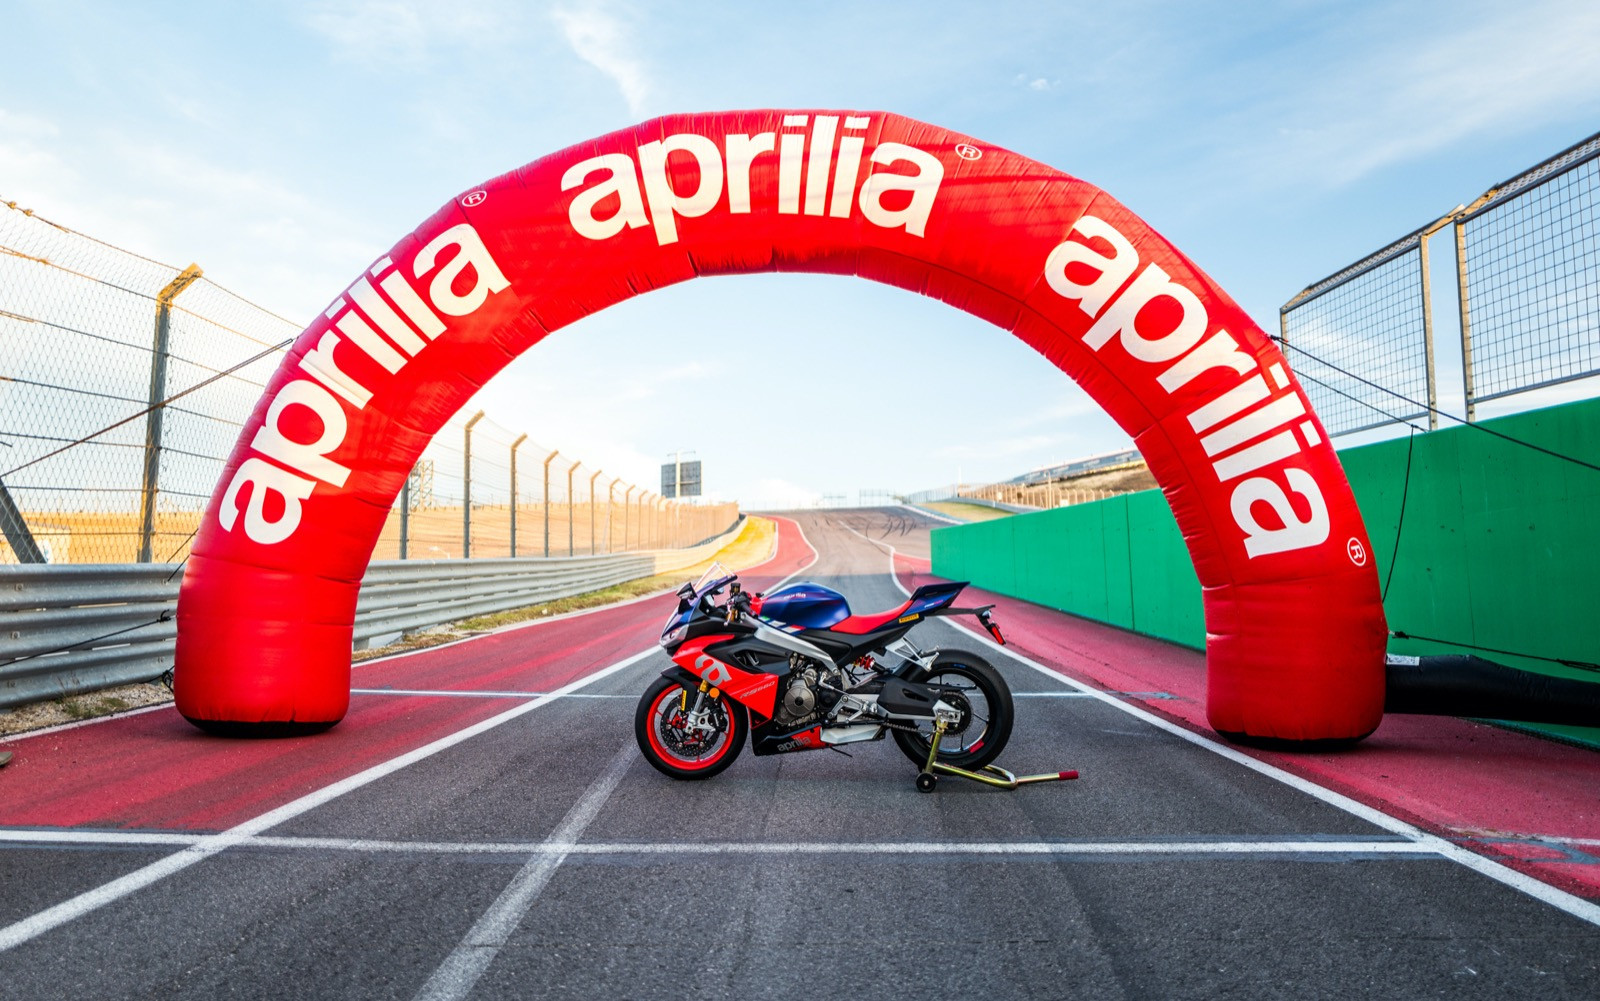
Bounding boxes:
[4,0,1598,507]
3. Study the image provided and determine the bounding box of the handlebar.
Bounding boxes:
[724,589,753,625]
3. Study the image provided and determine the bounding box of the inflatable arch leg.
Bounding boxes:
[175,110,1387,745]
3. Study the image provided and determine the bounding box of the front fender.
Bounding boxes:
[659,665,702,689]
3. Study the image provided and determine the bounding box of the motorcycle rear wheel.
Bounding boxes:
[635,677,747,780]
[891,651,1013,772]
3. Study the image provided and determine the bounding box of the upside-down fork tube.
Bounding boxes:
[917,719,1078,790]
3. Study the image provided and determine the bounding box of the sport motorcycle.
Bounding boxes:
[634,563,1077,792]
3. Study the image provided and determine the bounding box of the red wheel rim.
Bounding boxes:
[646,686,734,771]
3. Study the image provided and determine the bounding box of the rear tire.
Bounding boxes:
[635,677,747,780]
[892,651,1013,772]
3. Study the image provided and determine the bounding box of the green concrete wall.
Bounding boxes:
[931,395,1600,745]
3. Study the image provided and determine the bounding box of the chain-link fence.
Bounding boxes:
[1457,132,1600,418]
[1280,221,1441,435]
[0,200,737,565]
[1280,128,1600,436]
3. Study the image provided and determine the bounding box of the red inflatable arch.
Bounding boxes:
[175,110,1387,744]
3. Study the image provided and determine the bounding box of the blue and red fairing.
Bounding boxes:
[752,579,1000,643]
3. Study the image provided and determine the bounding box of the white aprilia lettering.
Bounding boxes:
[220,222,511,545]
[1041,214,1333,560]
[562,116,945,245]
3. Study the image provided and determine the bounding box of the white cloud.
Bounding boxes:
[552,2,651,116]
[1012,73,1058,92]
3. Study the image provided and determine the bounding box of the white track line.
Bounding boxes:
[0,829,1437,858]
[765,515,820,591]
[900,503,964,525]
[0,517,815,951]
[351,689,629,700]
[1,518,790,744]
[0,647,657,954]
[836,519,1600,929]
[2,703,172,742]
[412,742,635,1001]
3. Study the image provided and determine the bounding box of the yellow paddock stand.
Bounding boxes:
[915,718,1079,793]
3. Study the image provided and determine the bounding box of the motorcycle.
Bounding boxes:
[634,563,1077,792]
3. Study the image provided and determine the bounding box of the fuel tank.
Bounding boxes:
[755,582,851,629]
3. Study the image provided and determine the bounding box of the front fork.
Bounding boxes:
[680,681,720,733]
[915,718,1079,793]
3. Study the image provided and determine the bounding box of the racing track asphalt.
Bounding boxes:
[0,510,1596,1000]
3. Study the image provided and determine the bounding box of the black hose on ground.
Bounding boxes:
[1385,655,1600,727]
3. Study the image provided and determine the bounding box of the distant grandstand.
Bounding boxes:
[903,448,1156,510]
[1002,449,1143,485]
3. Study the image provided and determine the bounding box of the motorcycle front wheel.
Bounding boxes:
[635,676,748,780]
[891,651,1014,772]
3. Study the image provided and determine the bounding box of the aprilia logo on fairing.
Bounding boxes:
[218,224,510,545]
[561,115,946,245]
[1042,216,1331,560]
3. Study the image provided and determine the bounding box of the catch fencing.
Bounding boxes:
[0,200,736,565]
[1281,129,1600,435]
[0,515,749,709]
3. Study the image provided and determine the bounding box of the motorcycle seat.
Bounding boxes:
[830,599,915,635]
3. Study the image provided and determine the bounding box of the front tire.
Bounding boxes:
[892,651,1013,772]
[635,677,747,780]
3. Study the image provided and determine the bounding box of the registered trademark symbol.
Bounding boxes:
[955,143,982,160]
[461,190,488,207]
[1347,537,1368,566]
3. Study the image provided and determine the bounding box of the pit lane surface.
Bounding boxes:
[0,510,1596,999]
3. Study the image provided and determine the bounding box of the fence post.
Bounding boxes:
[399,468,411,560]
[588,469,603,554]
[137,263,202,562]
[462,411,485,558]
[1418,214,1461,431]
[1454,217,1478,423]
[509,433,528,557]
[542,450,558,557]
[623,485,635,550]
[0,479,45,563]
[606,481,617,553]
[567,460,578,557]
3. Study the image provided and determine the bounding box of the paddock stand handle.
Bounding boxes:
[915,719,1079,792]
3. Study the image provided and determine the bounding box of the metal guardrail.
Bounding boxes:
[0,517,746,709]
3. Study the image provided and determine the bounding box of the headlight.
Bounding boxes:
[660,624,688,648]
